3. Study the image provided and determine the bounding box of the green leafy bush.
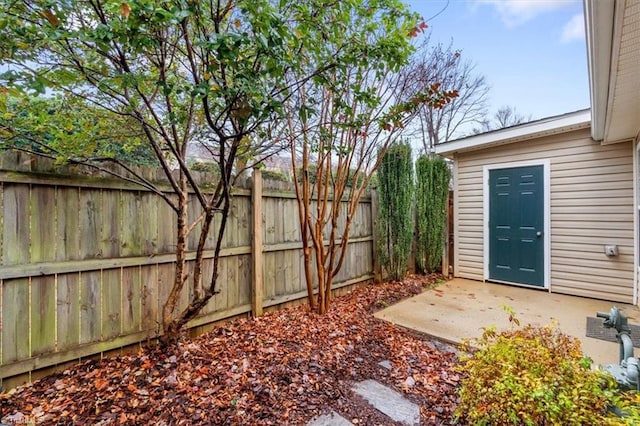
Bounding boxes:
[455,309,618,425]
[262,169,289,182]
[610,391,640,424]
[295,165,318,184]
[188,160,220,174]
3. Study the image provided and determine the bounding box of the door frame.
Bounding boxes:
[483,159,551,290]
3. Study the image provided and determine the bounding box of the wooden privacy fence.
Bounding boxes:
[0,152,374,383]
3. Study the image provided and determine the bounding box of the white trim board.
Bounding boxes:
[483,159,551,290]
[634,139,639,305]
[436,110,590,157]
[453,157,460,278]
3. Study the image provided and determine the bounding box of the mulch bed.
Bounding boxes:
[1,274,461,425]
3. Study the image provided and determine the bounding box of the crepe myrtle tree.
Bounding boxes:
[283,14,458,313]
[0,0,428,342]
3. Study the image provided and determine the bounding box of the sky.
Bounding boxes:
[405,0,589,123]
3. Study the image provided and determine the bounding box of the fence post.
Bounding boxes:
[251,168,264,317]
[370,189,382,282]
[442,191,454,279]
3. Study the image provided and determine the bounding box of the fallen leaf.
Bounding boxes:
[120,3,131,18]
[42,9,59,26]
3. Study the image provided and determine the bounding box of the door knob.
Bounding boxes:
[536,231,543,237]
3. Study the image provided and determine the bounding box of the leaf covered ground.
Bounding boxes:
[1,274,460,425]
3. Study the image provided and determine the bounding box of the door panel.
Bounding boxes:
[489,166,544,287]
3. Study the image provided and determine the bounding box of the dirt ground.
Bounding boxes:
[1,274,460,425]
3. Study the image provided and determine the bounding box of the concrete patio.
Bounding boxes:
[375,278,640,366]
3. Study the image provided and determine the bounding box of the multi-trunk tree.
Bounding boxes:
[0,0,433,340]
[282,16,458,313]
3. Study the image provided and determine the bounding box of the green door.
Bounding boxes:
[489,165,544,287]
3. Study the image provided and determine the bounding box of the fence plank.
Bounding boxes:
[122,267,142,335]
[157,196,176,253]
[0,278,2,365]
[214,258,229,313]
[120,191,143,257]
[157,263,175,327]
[31,186,56,263]
[2,184,30,266]
[178,263,192,315]
[287,250,301,295]
[274,197,284,244]
[80,271,102,344]
[141,264,159,336]
[102,269,122,339]
[79,189,102,260]
[275,251,286,296]
[56,187,80,261]
[30,276,56,356]
[236,196,251,247]
[201,258,216,315]
[238,255,251,306]
[225,201,238,248]
[187,195,203,251]
[0,182,2,269]
[141,192,159,255]
[264,199,276,245]
[57,273,80,350]
[2,278,30,363]
[226,256,238,309]
[101,190,120,258]
[283,198,299,242]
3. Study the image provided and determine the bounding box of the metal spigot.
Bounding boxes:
[597,306,639,390]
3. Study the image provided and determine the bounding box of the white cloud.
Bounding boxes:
[561,13,585,43]
[477,0,575,28]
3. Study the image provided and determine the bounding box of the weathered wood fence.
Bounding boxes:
[0,152,374,385]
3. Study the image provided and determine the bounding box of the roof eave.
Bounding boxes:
[584,0,616,142]
[434,109,591,157]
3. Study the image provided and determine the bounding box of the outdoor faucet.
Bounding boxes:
[597,307,634,362]
[597,306,639,390]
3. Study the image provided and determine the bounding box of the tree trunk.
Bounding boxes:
[160,186,189,345]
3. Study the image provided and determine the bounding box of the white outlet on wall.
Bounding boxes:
[604,245,619,257]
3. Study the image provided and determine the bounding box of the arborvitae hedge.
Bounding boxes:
[376,143,414,281]
[415,155,450,273]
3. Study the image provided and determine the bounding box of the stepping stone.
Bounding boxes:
[378,360,392,370]
[352,380,420,426]
[307,411,353,426]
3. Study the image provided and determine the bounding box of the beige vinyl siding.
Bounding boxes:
[454,128,635,303]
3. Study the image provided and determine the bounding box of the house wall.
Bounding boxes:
[453,128,635,303]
